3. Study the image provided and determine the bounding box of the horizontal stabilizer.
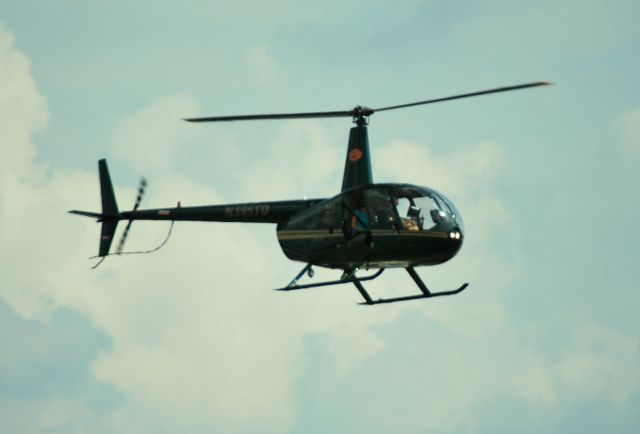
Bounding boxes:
[68,210,104,219]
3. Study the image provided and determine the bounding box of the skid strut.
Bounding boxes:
[361,266,468,305]
[276,264,384,292]
[276,264,468,305]
[286,263,314,288]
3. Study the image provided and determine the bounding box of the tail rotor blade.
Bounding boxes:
[116,177,147,254]
[133,178,147,211]
[116,220,133,254]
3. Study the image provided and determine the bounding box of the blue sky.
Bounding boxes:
[1,1,639,433]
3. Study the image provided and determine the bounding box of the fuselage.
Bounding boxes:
[277,183,464,269]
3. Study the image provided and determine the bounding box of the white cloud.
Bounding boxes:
[617,108,640,155]
[3,18,639,434]
[0,24,48,178]
[240,120,341,200]
[555,325,640,404]
[0,20,303,432]
[109,94,201,173]
[0,82,390,432]
[0,61,511,429]
[72,116,530,433]
[506,325,640,409]
[374,138,506,200]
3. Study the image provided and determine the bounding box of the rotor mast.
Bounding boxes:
[342,109,374,191]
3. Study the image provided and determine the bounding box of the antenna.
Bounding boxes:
[292,174,307,201]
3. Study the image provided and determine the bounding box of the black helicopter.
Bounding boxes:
[70,81,549,305]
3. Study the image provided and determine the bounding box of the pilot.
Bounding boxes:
[393,196,420,231]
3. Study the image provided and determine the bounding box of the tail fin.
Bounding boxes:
[69,159,120,257]
[99,159,119,217]
[98,219,119,257]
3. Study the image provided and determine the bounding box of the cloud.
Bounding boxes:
[616,108,640,155]
[0,49,512,429]
[3,18,638,434]
[508,324,640,411]
[374,138,506,199]
[240,120,341,200]
[0,38,527,430]
[109,93,201,173]
[0,25,48,178]
[292,309,640,433]
[0,20,304,433]
[0,23,54,319]
[0,60,391,432]
[555,324,640,404]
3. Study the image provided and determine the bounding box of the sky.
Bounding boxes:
[1,1,639,433]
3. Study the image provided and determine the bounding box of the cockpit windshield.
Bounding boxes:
[389,186,464,234]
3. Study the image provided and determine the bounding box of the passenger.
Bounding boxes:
[351,201,369,233]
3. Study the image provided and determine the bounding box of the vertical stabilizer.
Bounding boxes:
[99,159,119,216]
[97,159,119,256]
[99,220,118,257]
[341,125,373,191]
[69,159,124,257]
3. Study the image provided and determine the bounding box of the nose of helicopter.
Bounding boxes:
[447,226,463,241]
[429,197,465,263]
[432,190,464,241]
[448,219,464,243]
[447,211,464,256]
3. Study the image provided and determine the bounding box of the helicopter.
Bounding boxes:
[70,81,550,305]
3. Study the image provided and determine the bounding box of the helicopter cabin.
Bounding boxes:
[276,184,464,269]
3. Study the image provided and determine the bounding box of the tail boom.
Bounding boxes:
[70,159,326,257]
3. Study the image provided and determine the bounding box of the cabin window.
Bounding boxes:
[364,189,397,230]
[390,187,452,232]
[284,196,342,231]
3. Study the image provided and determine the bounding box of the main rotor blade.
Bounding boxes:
[185,81,551,123]
[373,81,552,113]
[185,110,353,123]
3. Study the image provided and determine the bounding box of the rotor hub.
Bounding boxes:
[352,105,374,125]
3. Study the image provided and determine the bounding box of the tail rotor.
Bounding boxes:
[116,177,147,254]
[70,159,173,267]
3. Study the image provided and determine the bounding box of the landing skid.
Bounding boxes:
[276,264,468,305]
